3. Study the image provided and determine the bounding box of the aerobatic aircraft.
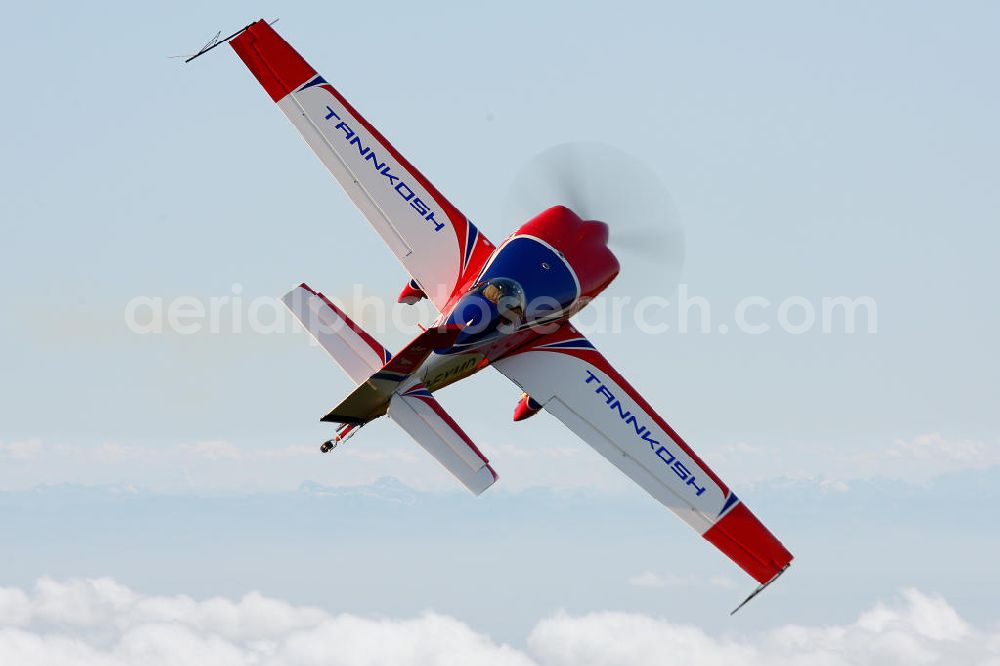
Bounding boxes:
[202,19,792,610]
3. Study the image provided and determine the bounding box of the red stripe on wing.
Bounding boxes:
[514,325,731,496]
[230,21,315,102]
[231,20,495,306]
[297,283,388,361]
[703,503,793,584]
[315,78,476,294]
[408,384,494,470]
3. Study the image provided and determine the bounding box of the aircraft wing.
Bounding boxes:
[230,21,495,312]
[492,323,793,585]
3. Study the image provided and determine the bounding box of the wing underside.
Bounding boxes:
[493,323,793,584]
[230,20,495,311]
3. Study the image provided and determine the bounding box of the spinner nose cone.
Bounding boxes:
[581,219,619,276]
[579,219,620,294]
[581,219,610,245]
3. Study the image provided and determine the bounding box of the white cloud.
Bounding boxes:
[0,580,995,665]
[31,577,136,626]
[627,572,693,589]
[820,432,1000,487]
[1,430,998,494]
[177,440,242,460]
[530,589,989,666]
[0,588,30,626]
[707,576,738,590]
[626,572,736,590]
[0,578,534,666]
[710,432,1000,489]
[0,440,42,460]
[0,439,431,494]
[856,589,970,642]
[874,432,1000,476]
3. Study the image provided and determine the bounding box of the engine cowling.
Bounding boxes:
[513,393,542,421]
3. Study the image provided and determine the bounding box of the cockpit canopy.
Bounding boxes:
[475,277,525,324]
[443,277,529,351]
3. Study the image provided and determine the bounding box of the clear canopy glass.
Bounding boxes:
[475,278,525,323]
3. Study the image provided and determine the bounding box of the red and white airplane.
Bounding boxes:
[209,19,792,609]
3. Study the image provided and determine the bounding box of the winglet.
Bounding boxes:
[730,563,791,615]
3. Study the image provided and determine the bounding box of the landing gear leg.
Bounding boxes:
[320,423,361,454]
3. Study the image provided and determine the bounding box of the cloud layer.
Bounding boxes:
[0,579,996,666]
[3,431,998,494]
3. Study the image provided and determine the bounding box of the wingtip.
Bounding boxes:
[182,21,257,64]
[730,562,791,616]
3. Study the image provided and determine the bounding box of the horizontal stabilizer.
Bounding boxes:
[388,384,498,495]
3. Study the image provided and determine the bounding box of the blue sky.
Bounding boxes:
[1,1,998,663]
[3,0,999,446]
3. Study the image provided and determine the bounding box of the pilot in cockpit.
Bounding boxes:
[478,278,525,321]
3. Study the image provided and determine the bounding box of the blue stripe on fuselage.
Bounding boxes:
[478,237,578,317]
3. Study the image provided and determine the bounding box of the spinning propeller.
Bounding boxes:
[503,142,686,296]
